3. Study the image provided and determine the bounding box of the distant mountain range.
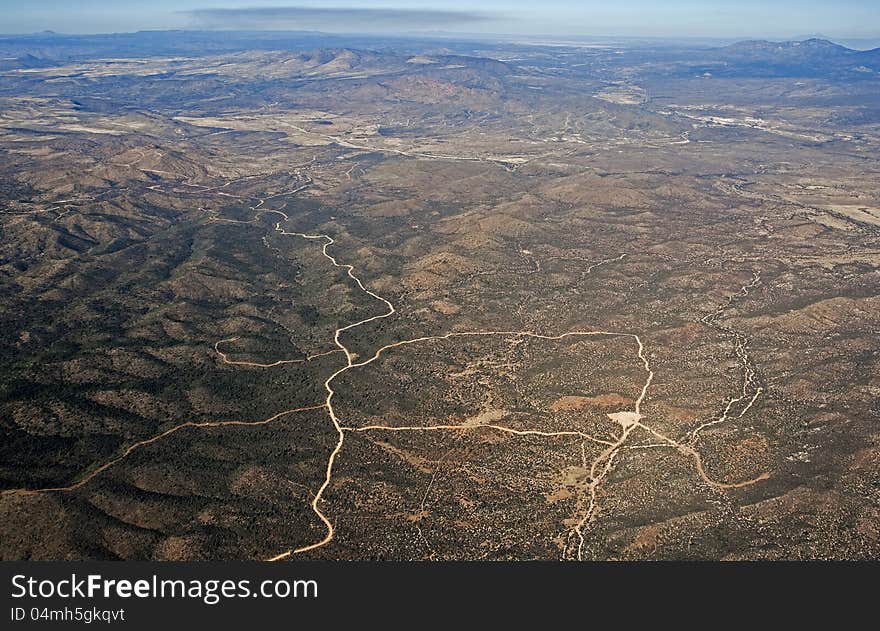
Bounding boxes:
[0,32,877,80]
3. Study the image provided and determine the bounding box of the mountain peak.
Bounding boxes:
[726,38,849,52]
[719,38,861,61]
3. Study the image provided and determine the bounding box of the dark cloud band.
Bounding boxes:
[183,6,496,31]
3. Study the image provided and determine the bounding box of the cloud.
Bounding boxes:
[182,6,497,32]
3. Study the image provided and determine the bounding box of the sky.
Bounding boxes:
[1,0,878,42]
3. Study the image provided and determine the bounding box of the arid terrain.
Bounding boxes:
[1,32,878,560]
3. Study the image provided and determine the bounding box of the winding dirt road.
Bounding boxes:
[0,404,324,497]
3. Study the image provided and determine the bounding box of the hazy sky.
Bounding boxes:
[1,0,878,40]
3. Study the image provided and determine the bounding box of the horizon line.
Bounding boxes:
[2,28,879,45]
